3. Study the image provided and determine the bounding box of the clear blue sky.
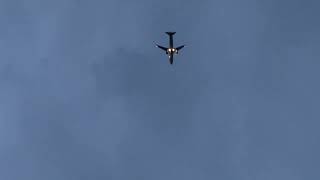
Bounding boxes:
[1,0,319,179]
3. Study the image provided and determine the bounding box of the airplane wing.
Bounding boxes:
[176,45,185,51]
[155,44,168,51]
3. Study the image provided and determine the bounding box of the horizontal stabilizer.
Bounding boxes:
[165,32,176,36]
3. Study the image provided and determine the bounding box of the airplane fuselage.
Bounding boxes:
[166,33,177,64]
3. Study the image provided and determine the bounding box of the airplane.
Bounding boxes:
[155,32,185,64]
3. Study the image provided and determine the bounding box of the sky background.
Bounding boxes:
[0,0,320,179]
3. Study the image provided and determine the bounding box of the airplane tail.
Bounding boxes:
[165,32,176,36]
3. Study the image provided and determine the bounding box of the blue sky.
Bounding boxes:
[0,0,319,179]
